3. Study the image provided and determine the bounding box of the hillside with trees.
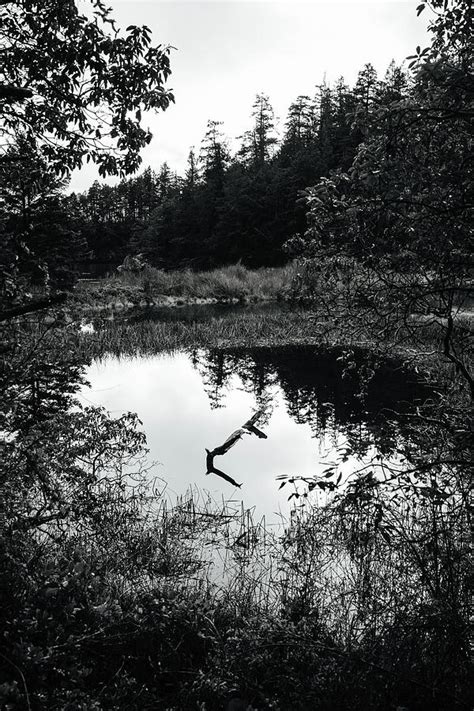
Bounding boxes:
[69,65,402,272]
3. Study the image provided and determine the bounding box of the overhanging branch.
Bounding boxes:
[0,84,33,101]
[0,293,67,322]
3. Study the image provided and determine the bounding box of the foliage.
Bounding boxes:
[274,6,474,707]
[0,0,174,328]
[287,0,473,396]
[0,0,174,176]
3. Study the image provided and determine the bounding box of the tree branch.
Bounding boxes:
[0,84,33,101]
[443,313,474,400]
[0,293,67,322]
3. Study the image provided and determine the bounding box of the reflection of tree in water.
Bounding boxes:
[192,349,237,409]
[194,347,280,424]
[195,345,434,456]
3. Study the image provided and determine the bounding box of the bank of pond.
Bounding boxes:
[1,301,471,711]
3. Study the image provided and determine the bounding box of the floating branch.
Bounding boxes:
[205,408,268,487]
[243,409,268,439]
[205,452,242,488]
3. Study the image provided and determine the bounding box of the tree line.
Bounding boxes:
[67,61,409,272]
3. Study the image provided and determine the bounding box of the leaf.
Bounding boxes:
[278,481,286,489]
[322,466,335,476]
[416,3,425,15]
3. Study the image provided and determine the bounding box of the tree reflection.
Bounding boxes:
[194,345,434,457]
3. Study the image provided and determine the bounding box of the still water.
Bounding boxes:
[80,345,430,526]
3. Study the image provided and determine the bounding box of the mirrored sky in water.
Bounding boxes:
[79,350,399,525]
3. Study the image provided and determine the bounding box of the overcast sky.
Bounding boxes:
[70,0,431,192]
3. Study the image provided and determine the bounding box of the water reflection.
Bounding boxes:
[194,346,433,457]
[127,301,290,324]
[80,346,432,524]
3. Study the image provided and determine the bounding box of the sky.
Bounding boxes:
[70,0,431,192]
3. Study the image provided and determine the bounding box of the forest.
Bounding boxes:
[0,1,472,710]
[69,66,389,272]
[11,59,442,277]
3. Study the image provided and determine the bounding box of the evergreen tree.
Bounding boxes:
[332,77,358,168]
[198,120,230,259]
[157,162,173,202]
[281,95,314,160]
[140,167,159,220]
[200,120,230,190]
[379,61,409,103]
[238,93,278,169]
[352,63,379,135]
[314,81,335,172]
[0,137,87,288]
[184,148,200,194]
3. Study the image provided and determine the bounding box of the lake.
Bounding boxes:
[80,338,432,527]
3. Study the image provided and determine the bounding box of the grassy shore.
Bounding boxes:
[74,263,298,309]
[76,310,326,355]
[71,300,458,391]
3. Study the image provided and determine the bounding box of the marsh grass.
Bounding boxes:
[135,483,280,603]
[75,263,298,308]
[74,311,321,358]
[108,479,472,710]
[3,433,470,709]
[71,306,451,389]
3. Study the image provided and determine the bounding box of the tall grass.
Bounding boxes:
[72,310,346,363]
[72,309,450,385]
[76,263,298,306]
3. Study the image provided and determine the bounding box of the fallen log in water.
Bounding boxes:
[205,408,268,487]
[205,451,242,488]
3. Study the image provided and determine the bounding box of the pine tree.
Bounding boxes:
[200,120,230,190]
[184,148,200,194]
[352,63,379,135]
[314,81,335,172]
[281,95,314,161]
[333,77,358,168]
[238,93,278,169]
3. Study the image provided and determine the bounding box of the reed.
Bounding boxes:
[76,263,298,307]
